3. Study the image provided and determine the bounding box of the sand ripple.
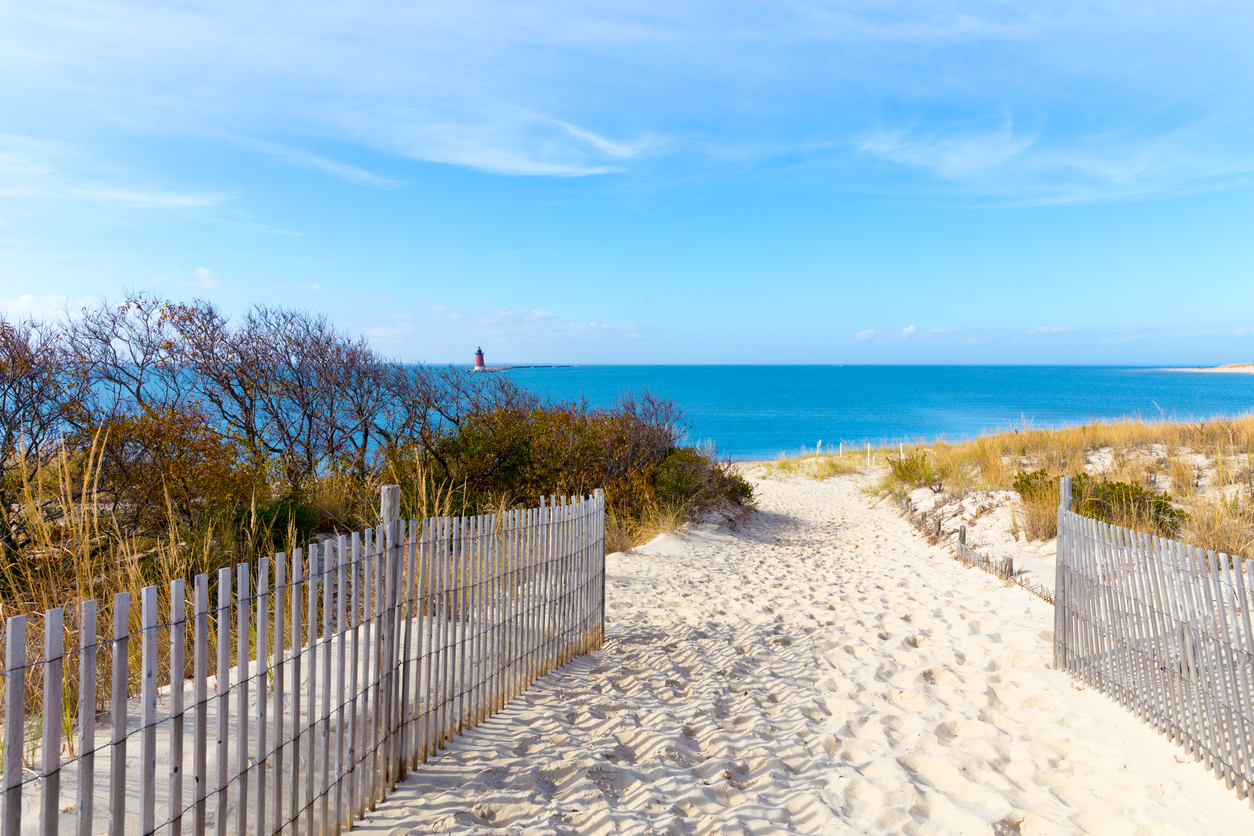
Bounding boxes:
[354,477,1252,835]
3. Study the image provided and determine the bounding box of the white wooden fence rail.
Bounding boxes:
[0,490,605,835]
[1054,477,1254,807]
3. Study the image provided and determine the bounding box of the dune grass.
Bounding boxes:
[765,416,1254,557]
[755,447,866,480]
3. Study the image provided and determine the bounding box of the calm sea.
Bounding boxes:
[500,366,1254,461]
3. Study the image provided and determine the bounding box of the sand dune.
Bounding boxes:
[354,475,1252,835]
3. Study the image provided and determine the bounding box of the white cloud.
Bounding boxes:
[301,282,324,293]
[192,267,219,289]
[901,324,917,336]
[0,293,69,321]
[854,328,879,340]
[1027,325,1075,334]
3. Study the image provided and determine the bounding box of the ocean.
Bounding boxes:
[499,366,1254,461]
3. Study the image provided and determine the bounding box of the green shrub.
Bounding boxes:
[1074,474,1187,538]
[236,492,319,547]
[1012,469,1059,504]
[1012,469,1187,539]
[888,451,939,489]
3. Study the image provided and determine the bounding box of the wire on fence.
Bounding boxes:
[0,489,606,836]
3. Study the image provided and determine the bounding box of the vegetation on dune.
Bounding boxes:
[764,415,1254,557]
[0,292,753,623]
[757,447,864,480]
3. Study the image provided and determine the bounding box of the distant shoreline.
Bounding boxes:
[470,364,575,373]
[1160,364,1254,374]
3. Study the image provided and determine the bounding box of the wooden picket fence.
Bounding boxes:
[0,489,606,836]
[1054,477,1254,806]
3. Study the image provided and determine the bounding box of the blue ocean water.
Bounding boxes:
[501,366,1254,460]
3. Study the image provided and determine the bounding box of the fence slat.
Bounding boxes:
[193,575,209,836]
[235,564,250,836]
[366,529,380,811]
[141,587,158,836]
[254,557,269,836]
[271,554,285,836]
[215,569,230,836]
[170,579,187,836]
[305,543,318,836]
[321,539,334,834]
[359,531,373,815]
[347,533,360,822]
[380,521,395,794]
[110,593,130,836]
[3,615,27,836]
[289,550,302,833]
[335,533,348,836]
[42,607,64,836]
[400,519,416,777]
[77,600,98,836]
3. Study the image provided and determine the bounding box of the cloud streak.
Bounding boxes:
[2,1,1250,198]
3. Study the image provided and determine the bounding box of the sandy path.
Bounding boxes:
[355,477,1252,835]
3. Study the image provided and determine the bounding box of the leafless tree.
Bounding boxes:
[0,315,86,550]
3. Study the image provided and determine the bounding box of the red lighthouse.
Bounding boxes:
[474,347,485,369]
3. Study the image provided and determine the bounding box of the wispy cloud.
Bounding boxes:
[860,122,1037,180]
[0,134,224,208]
[4,1,1249,198]
[239,137,402,188]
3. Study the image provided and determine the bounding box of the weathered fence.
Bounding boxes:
[0,489,605,836]
[1054,477,1254,806]
[953,525,1054,605]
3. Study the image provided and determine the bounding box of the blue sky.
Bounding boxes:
[2,0,1252,364]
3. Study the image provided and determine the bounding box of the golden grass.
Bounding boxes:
[770,414,1254,557]
[757,448,864,480]
[605,500,690,554]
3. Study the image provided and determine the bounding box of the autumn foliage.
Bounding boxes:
[1,293,752,602]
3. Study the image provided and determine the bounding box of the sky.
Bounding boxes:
[1,0,1252,365]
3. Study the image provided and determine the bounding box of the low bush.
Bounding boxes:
[1073,474,1187,538]
[887,451,939,490]
[1012,469,1187,540]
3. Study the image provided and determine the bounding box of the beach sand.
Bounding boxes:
[354,475,1252,835]
[1160,364,1254,374]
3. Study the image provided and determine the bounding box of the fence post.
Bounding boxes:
[381,485,401,527]
[1055,476,1072,671]
[959,525,967,548]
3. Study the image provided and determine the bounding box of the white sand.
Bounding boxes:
[1160,364,1254,374]
[355,475,1253,835]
